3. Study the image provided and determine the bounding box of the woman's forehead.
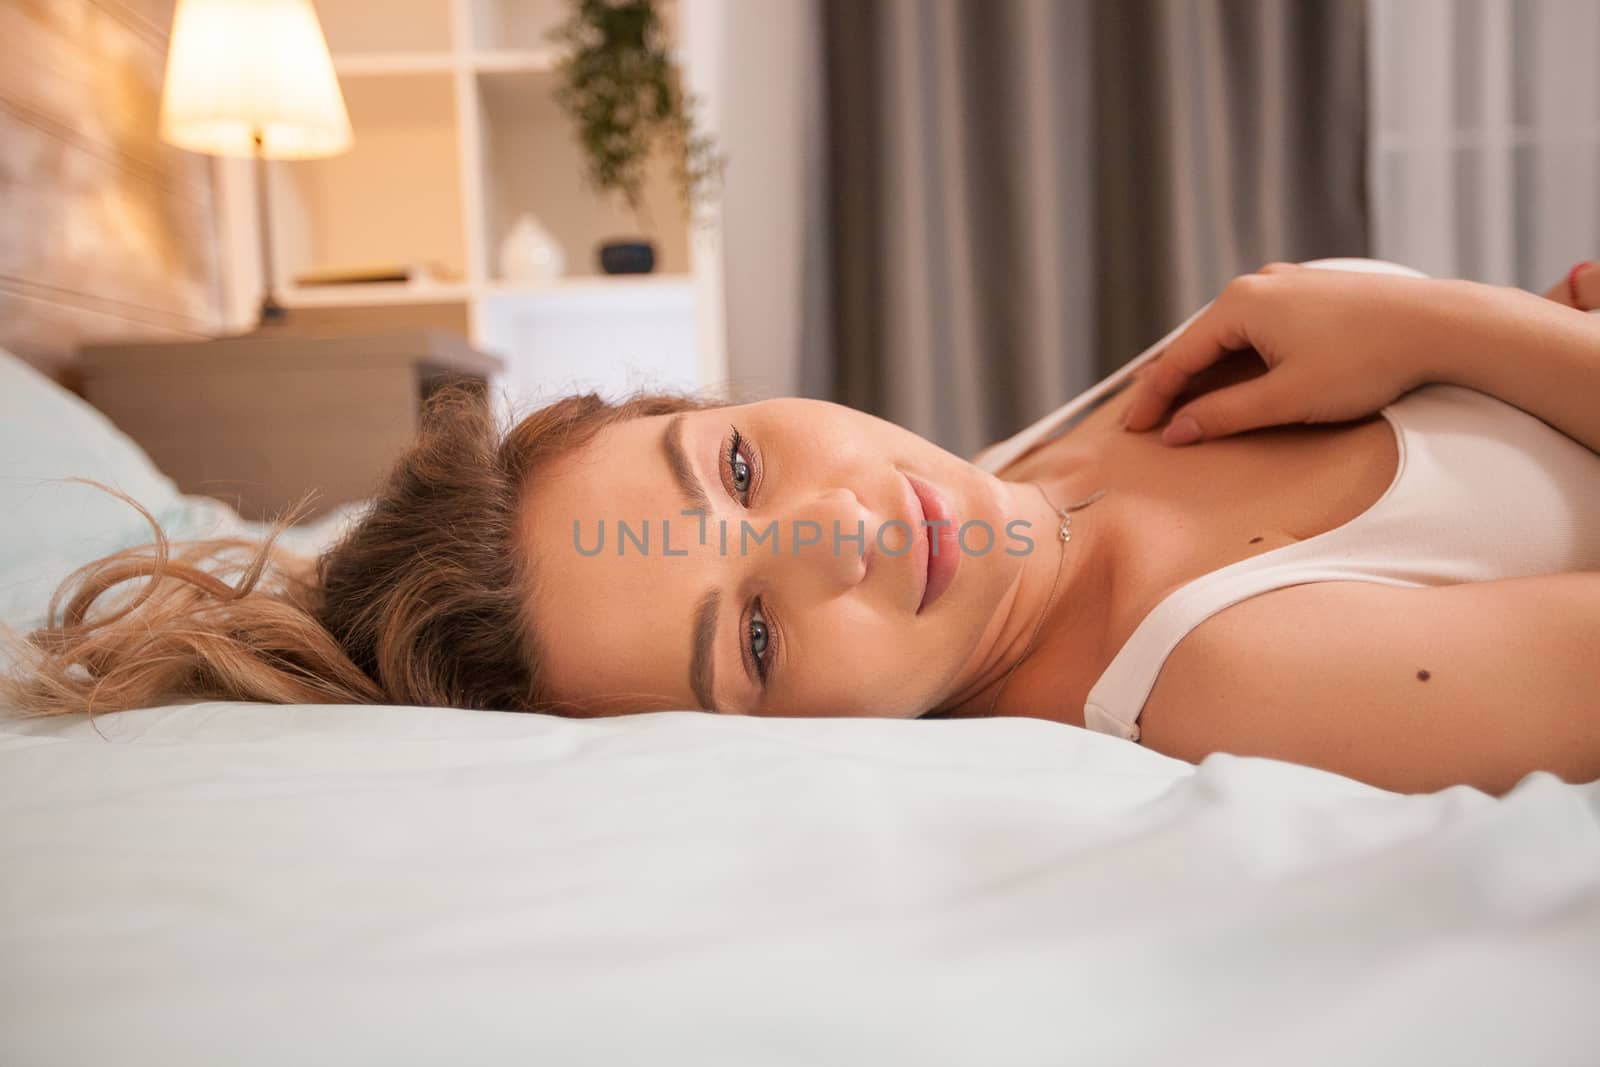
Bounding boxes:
[519,412,720,711]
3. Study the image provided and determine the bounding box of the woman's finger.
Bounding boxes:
[1543,280,1574,307]
[1123,280,1258,432]
[1159,374,1289,447]
[1544,261,1599,310]
[1574,262,1600,310]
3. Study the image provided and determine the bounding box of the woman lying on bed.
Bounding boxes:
[6,260,1599,796]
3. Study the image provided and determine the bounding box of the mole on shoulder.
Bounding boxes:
[1249,536,1263,544]
[1416,669,1431,681]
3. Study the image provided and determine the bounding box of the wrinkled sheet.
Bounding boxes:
[3,700,1597,1066]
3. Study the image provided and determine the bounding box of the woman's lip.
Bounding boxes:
[905,472,960,614]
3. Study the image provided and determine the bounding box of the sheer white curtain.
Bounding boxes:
[1369,0,1600,288]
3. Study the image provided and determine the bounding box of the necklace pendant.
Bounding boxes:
[1054,488,1103,543]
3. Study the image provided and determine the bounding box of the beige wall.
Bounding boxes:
[697,0,826,402]
[0,0,224,384]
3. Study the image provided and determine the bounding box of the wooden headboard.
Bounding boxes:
[0,0,223,388]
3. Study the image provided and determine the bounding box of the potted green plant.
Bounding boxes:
[550,0,723,274]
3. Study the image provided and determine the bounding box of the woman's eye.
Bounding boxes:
[748,603,772,682]
[727,428,754,503]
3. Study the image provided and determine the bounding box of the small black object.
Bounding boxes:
[598,240,656,275]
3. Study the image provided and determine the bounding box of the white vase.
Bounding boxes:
[498,213,566,284]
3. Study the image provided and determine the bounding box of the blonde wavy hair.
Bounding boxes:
[1,385,711,721]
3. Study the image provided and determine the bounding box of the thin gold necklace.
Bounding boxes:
[984,483,1108,718]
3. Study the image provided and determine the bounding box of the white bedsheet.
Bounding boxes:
[4,316,1598,1065]
[3,700,1597,1066]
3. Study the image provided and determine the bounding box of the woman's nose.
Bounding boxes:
[759,487,871,597]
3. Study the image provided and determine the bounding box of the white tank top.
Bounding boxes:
[977,382,1600,742]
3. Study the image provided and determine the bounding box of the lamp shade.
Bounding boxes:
[159,0,352,160]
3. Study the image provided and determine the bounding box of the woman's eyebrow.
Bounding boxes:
[665,414,725,711]
[663,413,711,513]
[689,588,719,712]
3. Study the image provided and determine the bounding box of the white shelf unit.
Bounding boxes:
[215,0,723,407]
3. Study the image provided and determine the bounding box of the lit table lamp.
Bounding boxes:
[158,0,352,327]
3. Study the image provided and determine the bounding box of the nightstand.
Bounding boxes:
[79,330,503,521]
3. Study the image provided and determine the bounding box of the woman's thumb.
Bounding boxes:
[1160,380,1282,446]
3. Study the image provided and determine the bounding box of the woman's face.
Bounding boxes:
[520,398,1047,718]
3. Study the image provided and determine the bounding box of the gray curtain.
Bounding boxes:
[815,0,1370,458]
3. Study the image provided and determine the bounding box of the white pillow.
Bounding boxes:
[0,348,362,636]
[0,349,186,627]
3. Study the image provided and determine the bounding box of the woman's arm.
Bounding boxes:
[1143,572,1600,795]
[1419,280,1600,456]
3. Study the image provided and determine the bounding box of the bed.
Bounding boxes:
[3,345,1598,1066]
